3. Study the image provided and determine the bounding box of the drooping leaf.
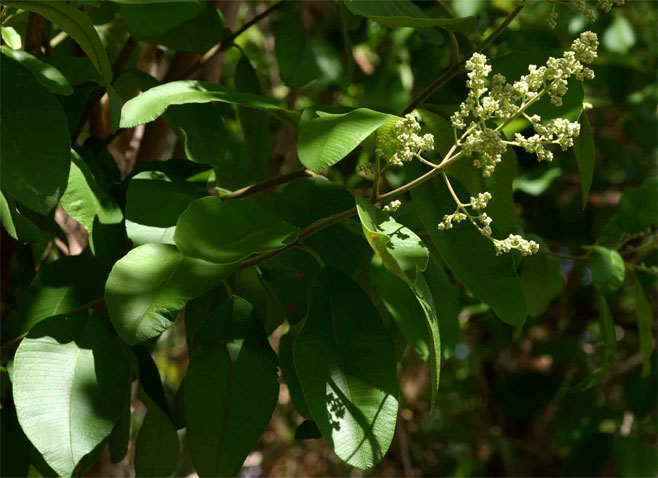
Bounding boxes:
[108,389,131,464]
[273,4,321,87]
[60,150,125,265]
[21,253,107,334]
[1,48,72,95]
[134,405,179,477]
[13,314,130,477]
[120,80,297,128]
[356,197,428,284]
[574,113,595,209]
[174,197,299,264]
[235,54,272,182]
[520,236,565,317]
[125,170,207,246]
[572,294,617,391]
[278,327,310,418]
[4,1,112,85]
[105,243,235,345]
[1,56,71,214]
[344,0,476,32]
[630,272,653,378]
[295,420,323,440]
[585,245,625,295]
[411,169,528,327]
[294,268,399,469]
[423,255,460,358]
[186,297,279,477]
[297,108,391,172]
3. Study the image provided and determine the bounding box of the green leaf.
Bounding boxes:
[0,191,42,243]
[21,253,107,334]
[293,268,399,469]
[1,48,72,95]
[235,54,272,182]
[520,237,565,317]
[1,55,71,214]
[174,197,299,265]
[105,243,235,345]
[411,170,528,327]
[618,177,658,232]
[125,170,207,246]
[108,389,131,464]
[186,297,279,477]
[1,25,22,49]
[4,1,112,85]
[344,0,476,32]
[423,255,460,358]
[121,1,204,39]
[273,4,321,87]
[574,113,595,209]
[164,103,235,168]
[573,294,617,391]
[279,328,311,418]
[13,314,130,477]
[261,248,322,325]
[134,406,179,477]
[60,150,123,239]
[120,80,297,128]
[631,272,653,378]
[145,1,226,54]
[585,245,625,295]
[356,197,428,284]
[297,108,391,172]
[295,420,322,440]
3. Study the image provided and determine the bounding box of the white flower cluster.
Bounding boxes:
[377,114,434,167]
[437,211,467,230]
[451,32,599,176]
[469,192,492,211]
[514,117,581,162]
[493,234,540,256]
[382,200,401,212]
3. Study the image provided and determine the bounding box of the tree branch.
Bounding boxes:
[221,168,315,201]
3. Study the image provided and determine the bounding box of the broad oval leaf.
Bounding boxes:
[126,170,207,246]
[186,297,279,477]
[13,314,130,477]
[356,197,428,284]
[411,169,528,327]
[134,406,179,477]
[174,197,299,264]
[120,80,297,128]
[297,108,391,172]
[520,236,565,317]
[105,243,235,345]
[274,4,321,88]
[1,48,72,95]
[618,177,658,233]
[344,0,476,32]
[586,245,625,295]
[121,1,204,39]
[294,268,399,469]
[1,56,71,214]
[4,1,112,85]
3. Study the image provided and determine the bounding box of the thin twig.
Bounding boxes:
[403,2,526,115]
[176,1,284,80]
[221,168,313,200]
